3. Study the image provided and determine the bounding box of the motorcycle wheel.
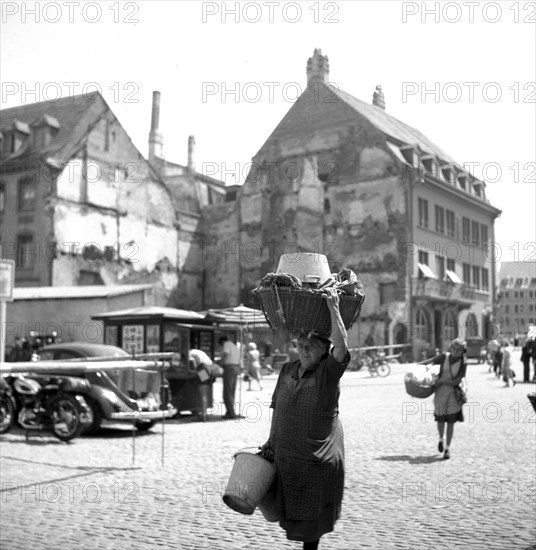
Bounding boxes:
[368,366,377,377]
[0,396,16,434]
[376,362,391,377]
[49,394,83,441]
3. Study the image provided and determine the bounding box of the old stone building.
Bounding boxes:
[496,262,536,340]
[204,49,502,356]
[0,92,179,302]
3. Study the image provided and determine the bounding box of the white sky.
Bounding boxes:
[2,0,535,268]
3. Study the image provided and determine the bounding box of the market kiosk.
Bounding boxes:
[92,306,237,418]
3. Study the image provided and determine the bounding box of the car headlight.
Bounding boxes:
[100,389,136,413]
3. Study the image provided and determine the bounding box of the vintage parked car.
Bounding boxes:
[33,342,176,433]
[465,337,487,363]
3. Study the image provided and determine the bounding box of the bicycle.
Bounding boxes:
[368,357,391,377]
[367,349,399,377]
[348,350,372,372]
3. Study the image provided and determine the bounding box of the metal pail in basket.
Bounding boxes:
[276,253,331,283]
[223,451,276,515]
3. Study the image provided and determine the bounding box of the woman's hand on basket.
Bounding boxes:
[258,440,274,461]
[322,286,340,311]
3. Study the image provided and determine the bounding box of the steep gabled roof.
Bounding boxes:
[0,92,106,164]
[255,84,456,165]
[335,88,456,163]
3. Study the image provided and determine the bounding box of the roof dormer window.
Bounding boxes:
[400,145,420,168]
[457,172,468,191]
[31,114,60,150]
[441,164,457,185]
[4,120,30,155]
[422,156,438,177]
[472,180,485,198]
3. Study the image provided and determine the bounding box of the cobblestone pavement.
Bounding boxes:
[1,352,535,550]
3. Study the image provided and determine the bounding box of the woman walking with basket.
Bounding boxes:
[422,338,467,460]
[259,287,350,550]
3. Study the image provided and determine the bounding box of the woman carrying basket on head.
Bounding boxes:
[421,338,467,460]
[259,286,349,550]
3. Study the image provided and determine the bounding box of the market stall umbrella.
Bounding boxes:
[203,304,268,326]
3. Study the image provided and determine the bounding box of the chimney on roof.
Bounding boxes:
[306,48,330,86]
[148,91,164,161]
[372,85,385,110]
[188,135,196,173]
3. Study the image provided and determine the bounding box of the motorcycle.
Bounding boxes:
[0,376,16,434]
[3,373,89,441]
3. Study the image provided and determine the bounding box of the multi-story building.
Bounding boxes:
[204,49,502,357]
[0,92,178,301]
[0,92,228,313]
[496,261,536,340]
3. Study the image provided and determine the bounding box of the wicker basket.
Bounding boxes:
[404,379,436,399]
[254,286,365,335]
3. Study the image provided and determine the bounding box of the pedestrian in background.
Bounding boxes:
[493,343,503,379]
[7,337,31,362]
[421,338,467,460]
[521,341,532,383]
[189,348,216,420]
[245,342,263,391]
[189,348,214,379]
[262,338,273,373]
[259,287,349,550]
[501,340,515,387]
[218,336,241,418]
[487,338,499,373]
[528,338,536,382]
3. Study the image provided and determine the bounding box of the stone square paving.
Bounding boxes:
[1,352,535,549]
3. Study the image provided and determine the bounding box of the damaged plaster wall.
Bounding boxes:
[52,114,178,298]
[207,84,409,346]
[202,201,241,308]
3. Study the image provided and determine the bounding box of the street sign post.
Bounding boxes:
[0,259,15,364]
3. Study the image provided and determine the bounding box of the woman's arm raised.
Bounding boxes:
[324,287,348,364]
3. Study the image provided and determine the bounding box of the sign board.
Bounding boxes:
[122,324,144,354]
[0,259,15,302]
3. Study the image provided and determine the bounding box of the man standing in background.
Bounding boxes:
[218,336,241,418]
